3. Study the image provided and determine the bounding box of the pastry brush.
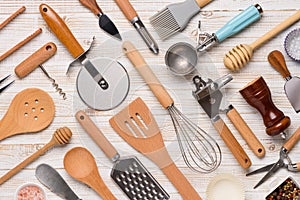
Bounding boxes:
[150,0,213,40]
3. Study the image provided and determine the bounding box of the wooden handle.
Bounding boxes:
[268,50,291,79]
[79,0,102,15]
[213,117,252,169]
[15,42,57,79]
[90,171,117,200]
[250,10,300,50]
[296,163,300,171]
[0,141,55,185]
[40,4,84,58]
[0,6,26,30]
[283,127,300,152]
[122,41,174,109]
[0,28,42,62]
[195,0,213,8]
[162,162,202,200]
[227,107,265,158]
[114,0,137,21]
[75,110,118,160]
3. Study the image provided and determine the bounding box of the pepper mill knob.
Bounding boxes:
[239,76,290,137]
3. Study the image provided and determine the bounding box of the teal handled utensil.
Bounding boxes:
[196,4,263,52]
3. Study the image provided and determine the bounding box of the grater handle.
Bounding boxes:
[75,110,119,161]
[215,4,262,42]
[195,0,213,8]
[162,162,202,200]
[122,41,174,109]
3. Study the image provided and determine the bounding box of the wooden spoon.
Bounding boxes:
[0,127,72,185]
[64,147,116,200]
[0,88,55,141]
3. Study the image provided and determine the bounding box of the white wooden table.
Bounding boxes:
[1,0,300,199]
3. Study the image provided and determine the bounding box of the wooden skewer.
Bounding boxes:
[0,28,42,62]
[0,6,26,30]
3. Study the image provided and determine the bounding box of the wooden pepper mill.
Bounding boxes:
[240,76,290,137]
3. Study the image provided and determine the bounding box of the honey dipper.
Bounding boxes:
[224,10,300,71]
[0,127,72,185]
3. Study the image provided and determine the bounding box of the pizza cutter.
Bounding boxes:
[40,4,129,111]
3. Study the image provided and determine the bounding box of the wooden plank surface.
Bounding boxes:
[1,0,300,199]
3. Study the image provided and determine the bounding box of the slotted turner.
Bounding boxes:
[76,110,169,200]
[0,88,55,141]
[109,97,202,200]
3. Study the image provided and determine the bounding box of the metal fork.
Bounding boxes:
[0,75,14,93]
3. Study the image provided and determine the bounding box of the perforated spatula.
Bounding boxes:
[0,88,55,141]
[109,97,202,200]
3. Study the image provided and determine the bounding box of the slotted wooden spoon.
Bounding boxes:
[0,88,55,141]
[109,97,202,200]
[64,147,116,200]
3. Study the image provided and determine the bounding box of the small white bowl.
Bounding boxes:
[15,183,47,200]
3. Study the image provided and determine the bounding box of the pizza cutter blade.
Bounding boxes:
[76,57,129,111]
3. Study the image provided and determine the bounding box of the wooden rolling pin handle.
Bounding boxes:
[195,0,213,8]
[162,162,202,200]
[114,0,138,21]
[40,4,84,58]
[268,50,291,79]
[122,41,174,109]
[213,117,252,169]
[15,42,57,79]
[0,141,55,185]
[283,127,300,152]
[226,107,265,158]
[79,0,102,15]
[75,110,118,160]
[0,6,26,30]
[250,10,300,50]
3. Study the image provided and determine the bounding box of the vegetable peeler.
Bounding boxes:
[196,4,263,52]
[246,127,300,189]
[193,74,265,165]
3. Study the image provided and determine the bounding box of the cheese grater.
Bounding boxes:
[76,110,169,200]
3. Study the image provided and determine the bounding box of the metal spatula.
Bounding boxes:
[109,97,202,200]
[75,110,169,200]
[268,50,300,113]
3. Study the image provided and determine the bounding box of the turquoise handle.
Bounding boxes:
[215,5,262,42]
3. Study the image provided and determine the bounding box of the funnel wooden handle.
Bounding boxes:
[15,42,57,79]
[227,107,265,158]
[283,127,300,152]
[75,110,118,161]
[114,0,137,21]
[268,50,291,79]
[213,117,252,169]
[195,0,213,8]
[250,10,300,50]
[122,41,174,109]
[162,162,202,200]
[40,4,84,58]
[0,141,55,185]
[79,0,102,15]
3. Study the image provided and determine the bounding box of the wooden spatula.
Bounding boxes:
[0,88,55,141]
[109,97,202,200]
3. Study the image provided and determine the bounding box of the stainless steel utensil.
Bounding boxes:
[36,164,81,200]
[123,41,221,173]
[75,110,170,200]
[165,42,197,75]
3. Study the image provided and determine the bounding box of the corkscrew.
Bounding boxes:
[14,42,67,100]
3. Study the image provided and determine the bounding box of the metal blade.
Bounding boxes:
[35,164,81,200]
[284,77,300,112]
[246,163,276,176]
[99,14,122,41]
[253,160,284,189]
